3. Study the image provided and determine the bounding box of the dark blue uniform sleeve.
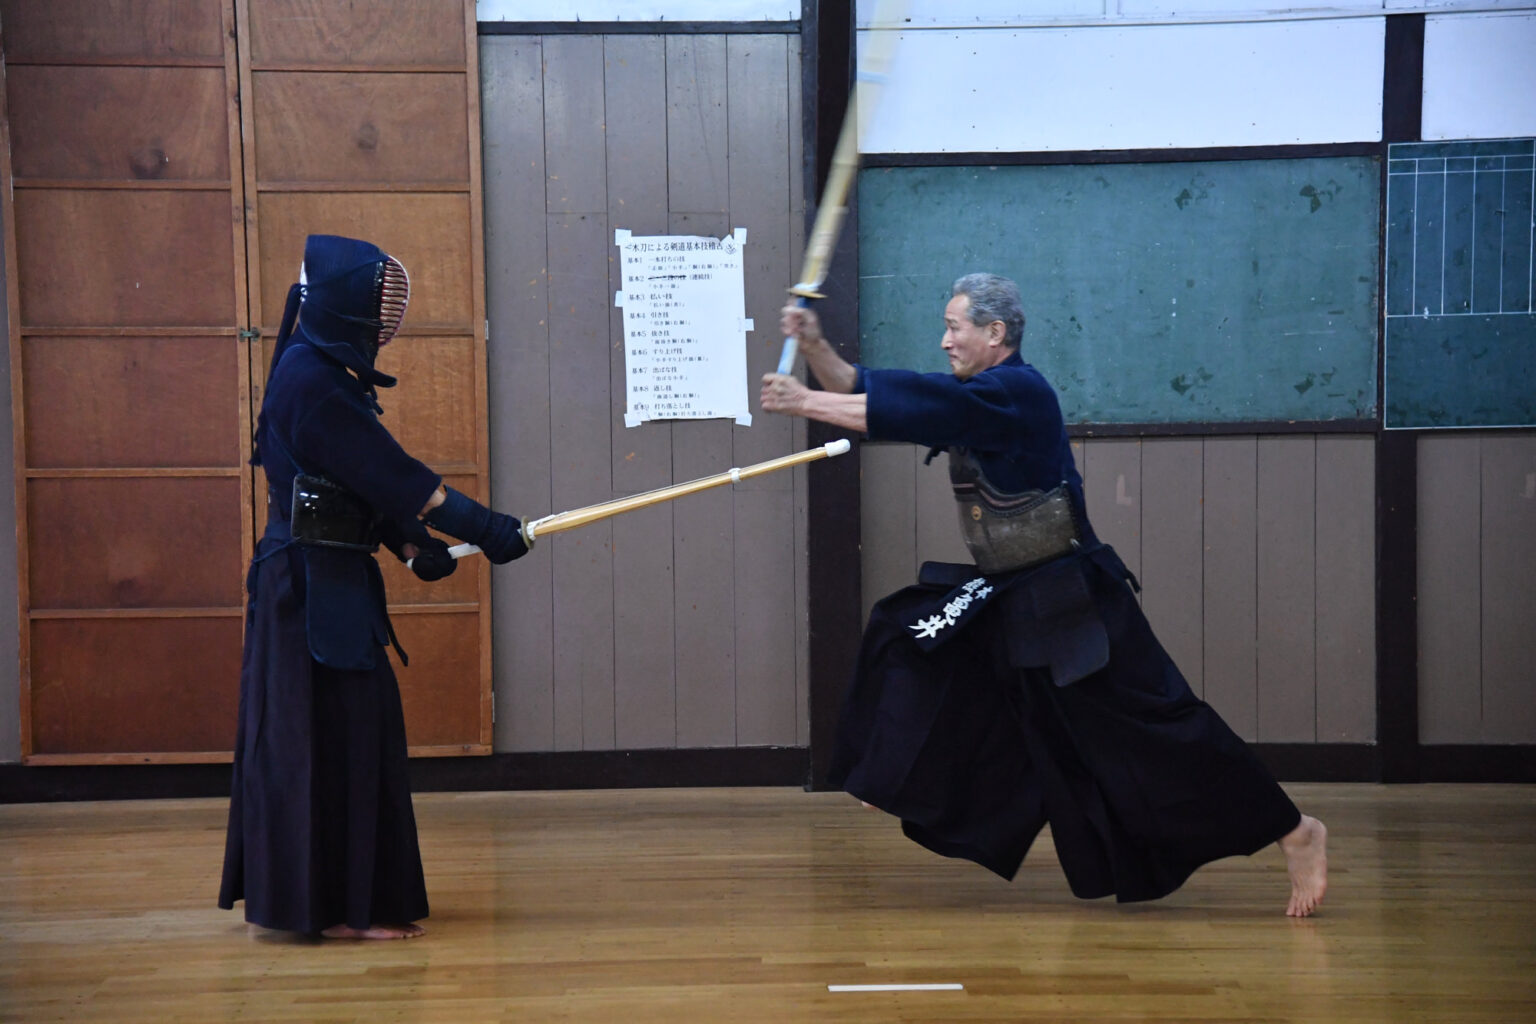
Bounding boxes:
[290,390,442,524]
[862,365,1063,453]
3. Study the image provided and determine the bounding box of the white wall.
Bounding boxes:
[859,19,1386,153]
[856,2,1536,154]
[861,1,1535,28]
[1422,12,1536,139]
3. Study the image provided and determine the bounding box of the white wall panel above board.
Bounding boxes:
[860,1,1535,28]
[859,18,1386,153]
[1422,12,1536,139]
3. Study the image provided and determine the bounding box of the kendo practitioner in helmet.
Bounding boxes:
[219,234,527,939]
[761,273,1328,917]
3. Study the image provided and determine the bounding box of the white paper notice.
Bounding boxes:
[615,229,753,427]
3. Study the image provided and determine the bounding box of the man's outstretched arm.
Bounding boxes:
[760,372,867,433]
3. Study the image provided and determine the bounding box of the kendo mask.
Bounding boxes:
[291,234,411,383]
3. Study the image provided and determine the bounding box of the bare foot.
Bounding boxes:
[321,923,425,940]
[1278,815,1328,918]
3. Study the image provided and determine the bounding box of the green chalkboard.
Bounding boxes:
[857,158,1381,424]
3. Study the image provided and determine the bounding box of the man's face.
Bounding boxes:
[941,294,1005,380]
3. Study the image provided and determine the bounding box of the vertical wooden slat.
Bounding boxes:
[671,408,736,747]
[612,504,676,749]
[605,34,677,750]
[547,207,615,751]
[668,34,735,747]
[544,36,614,751]
[0,56,27,764]
[1140,438,1205,697]
[1203,436,1258,739]
[1416,434,1483,744]
[1256,436,1317,742]
[606,35,673,496]
[729,34,797,747]
[544,35,608,217]
[223,0,255,653]
[734,490,798,745]
[787,33,811,748]
[859,444,917,625]
[1083,438,1142,580]
[1479,434,1536,743]
[1315,435,1376,742]
[463,0,494,749]
[666,35,729,218]
[481,35,556,752]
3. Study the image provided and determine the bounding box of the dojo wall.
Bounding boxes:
[477,29,811,753]
[2,2,1534,772]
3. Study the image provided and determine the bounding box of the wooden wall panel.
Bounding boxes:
[861,433,1383,746]
[1479,435,1536,743]
[604,35,678,750]
[729,34,797,747]
[0,1,226,61]
[27,478,243,610]
[667,34,736,750]
[480,35,556,753]
[255,193,474,330]
[729,33,795,473]
[544,36,608,217]
[5,66,229,182]
[543,37,615,752]
[14,191,235,328]
[1082,438,1142,580]
[22,337,239,469]
[4,0,251,763]
[477,29,803,754]
[246,0,465,66]
[1315,435,1376,741]
[604,35,672,496]
[29,618,241,756]
[373,336,479,467]
[1202,437,1258,738]
[667,35,729,216]
[1140,438,1205,697]
[548,207,617,751]
[613,505,677,748]
[788,32,810,747]
[734,492,798,745]
[671,412,737,748]
[252,72,469,184]
[1417,435,1483,743]
[390,611,483,750]
[1256,437,1317,742]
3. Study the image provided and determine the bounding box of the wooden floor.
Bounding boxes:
[2,783,1533,1023]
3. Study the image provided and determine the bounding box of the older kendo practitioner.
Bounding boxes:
[219,234,527,939]
[761,273,1328,917]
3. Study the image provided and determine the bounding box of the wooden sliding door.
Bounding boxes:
[0,0,492,762]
